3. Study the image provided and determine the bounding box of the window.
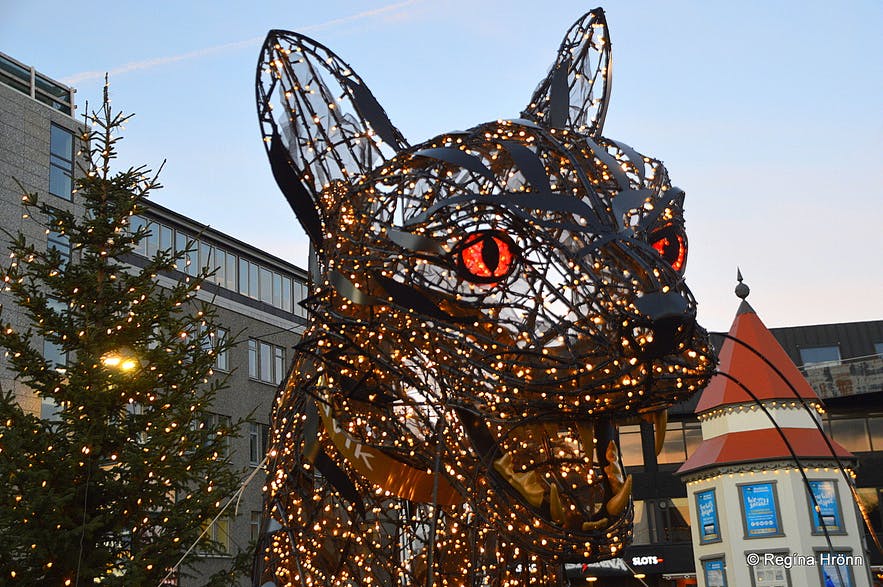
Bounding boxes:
[201,327,229,372]
[201,413,231,457]
[158,224,173,253]
[293,280,308,318]
[214,328,229,371]
[799,345,841,368]
[236,257,301,313]
[175,232,197,276]
[250,511,262,542]
[248,339,286,385]
[200,517,231,555]
[657,421,687,464]
[875,343,883,357]
[856,488,881,543]
[249,422,269,466]
[619,424,642,467]
[684,421,703,457]
[130,216,147,256]
[660,497,691,542]
[829,418,871,452]
[49,124,74,199]
[869,416,883,451]
[48,230,70,267]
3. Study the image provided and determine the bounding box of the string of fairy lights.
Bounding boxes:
[252,8,714,587]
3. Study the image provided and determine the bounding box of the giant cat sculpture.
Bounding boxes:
[254,8,714,586]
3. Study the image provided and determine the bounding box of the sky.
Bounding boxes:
[2,0,881,333]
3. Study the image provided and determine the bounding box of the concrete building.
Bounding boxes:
[0,51,308,584]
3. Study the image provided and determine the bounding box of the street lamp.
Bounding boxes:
[100,347,140,372]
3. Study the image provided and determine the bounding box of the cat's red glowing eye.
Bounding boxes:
[650,225,687,273]
[455,230,518,284]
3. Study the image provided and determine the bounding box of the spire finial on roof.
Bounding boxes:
[735,267,750,300]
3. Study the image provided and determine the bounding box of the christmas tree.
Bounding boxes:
[0,89,245,586]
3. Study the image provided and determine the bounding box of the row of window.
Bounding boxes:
[798,342,883,368]
[619,420,703,467]
[129,216,308,318]
[620,413,883,469]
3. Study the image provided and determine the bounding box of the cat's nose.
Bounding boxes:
[633,292,696,358]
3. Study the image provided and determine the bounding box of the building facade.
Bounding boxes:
[0,51,309,584]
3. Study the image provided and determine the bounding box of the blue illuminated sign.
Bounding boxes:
[809,480,843,533]
[740,482,782,538]
[696,489,720,543]
[703,558,727,587]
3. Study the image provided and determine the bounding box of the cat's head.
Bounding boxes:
[258,8,714,562]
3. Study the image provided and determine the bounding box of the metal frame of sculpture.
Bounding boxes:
[254,8,715,586]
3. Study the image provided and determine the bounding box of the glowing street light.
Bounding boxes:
[100,347,140,373]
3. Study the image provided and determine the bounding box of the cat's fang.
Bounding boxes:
[653,409,668,456]
[606,474,633,516]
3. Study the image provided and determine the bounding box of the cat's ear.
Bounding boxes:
[257,30,409,246]
[521,9,612,136]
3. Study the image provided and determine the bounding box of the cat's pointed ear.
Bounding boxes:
[257,30,409,246]
[521,8,612,136]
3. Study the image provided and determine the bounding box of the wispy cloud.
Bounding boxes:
[62,0,423,85]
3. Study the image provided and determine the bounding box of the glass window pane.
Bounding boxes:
[249,422,259,464]
[48,230,70,266]
[869,417,883,451]
[619,425,642,467]
[49,165,72,199]
[800,346,841,368]
[274,347,285,384]
[226,254,237,291]
[214,249,225,285]
[49,125,74,200]
[215,329,228,371]
[239,258,250,296]
[130,216,147,255]
[159,225,173,252]
[248,339,257,379]
[259,267,272,304]
[145,222,158,257]
[175,232,188,272]
[273,273,282,308]
[685,423,703,458]
[830,418,871,452]
[249,263,259,299]
[50,124,73,159]
[632,500,651,544]
[668,497,692,542]
[282,277,292,313]
[856,488,880,537]
[250,511,261,541]
[657,422,686,464]
[260,342,272,383]
[199,241,213,271]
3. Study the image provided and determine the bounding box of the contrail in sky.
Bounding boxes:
[62,0,423,85]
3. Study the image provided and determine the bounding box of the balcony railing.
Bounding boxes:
[0,51,75,115]
[801,355,883,399]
